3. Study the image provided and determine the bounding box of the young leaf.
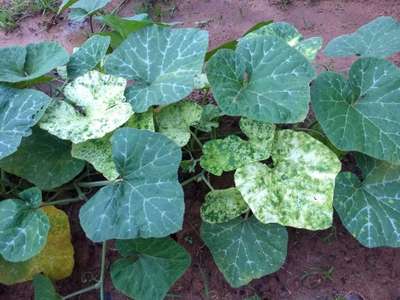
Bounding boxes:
[0,188,49,262]
[335,154,400,248]
[98,14,155,38]
[200,119,275,175]
[58,0,78,14]
[0,206,74,284]
[40,70,133,143]
[201,216,287,288]
[194,104,221,133]
[79,128,184,242]
[0,85,50,159]
[200,188,249,224]
[243,22,323,61]
[155,101,203,146]
[235,130,341,230]
[206,36,315,123]
[324,16,400,58]
[104,26,209,112]
[0,128,85,190]
[69,0,111,22]
[311,57,400,163]
[67,35,111,79]
[33,274,62,300]
[111,238,191,300]
[0,42,69,83]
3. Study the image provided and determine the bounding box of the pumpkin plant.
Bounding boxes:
[0,14,399,300]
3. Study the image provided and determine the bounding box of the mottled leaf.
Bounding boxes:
[0,128,85,190]
[33,275,62,300]
[0,206,74,284]
[155,101,203,146]
[324,16,400,58]
[111,238,190,300]
[206,36,315,123]
[335,154,400,247]
[243,22,323,61]
[311,57,400,163]
[201,188,249,223]
[0,188,49,262]
[79,128,184,242]
[125,109,155,131]
[200,118,275,175]
[0,42,69,83]
[67,35,111,79]
[201,216,287,287]
[235,130,341,230]
[40,70,133,143]
[0,86,50,159]
[194,104,221,133]
[104,26,209,112]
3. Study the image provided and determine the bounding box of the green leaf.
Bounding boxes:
[0,206,75,284]
[0,42,69,83]
[0,85,50,159]
[69,0,111,21]
[243,22,323,61]
[79,128,184,242]
[334,154,400,248]
[58,0,78,14]
[201,216,287,288]
[200,118,275,176]
[155,101,203,146]
[0,128,85,190]
[0,188,49,262]
[40,70,133,143]
[33,274,62,300]
[201,188,249,223]
[324,16,400,58]
[71,133,117,180]
[194,104,221,133]
[206,36,315,123]
[311,57,400,163]
[67,35,110,79]
[235,130,341,230]
[111,238,191,300]
[98,14,155,38]
[104,26,209,112]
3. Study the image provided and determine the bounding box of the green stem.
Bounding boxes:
[190,129,203,149]
[42,197,83,207]
[89,15,94,33]
[181,171,203,186]
[78,180,111,188]
[201,174,215,191]
[63,284,99,300]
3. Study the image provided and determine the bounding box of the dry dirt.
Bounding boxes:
[1,0,400,299]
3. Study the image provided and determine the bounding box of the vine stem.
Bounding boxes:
[41,197,84,207]
[63,241,107,300]
[181,171,203,186]
[201,173,215,191]
[77,180,111,188]
[189,129,203,149]
[89,15,95,33]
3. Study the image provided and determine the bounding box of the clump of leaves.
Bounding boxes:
[0,15,400,300]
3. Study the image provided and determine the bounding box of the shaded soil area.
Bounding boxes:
[1,0,400,299]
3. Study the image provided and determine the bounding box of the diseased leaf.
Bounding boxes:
[243,22,323,61]
[111,238,191,300]
[0,206,74,284]
[104,26,209,112]
[206,36,315,123]
[324,16,400,58]
[194,104,221,133]
[335,154,400,248]
[40,70,133,143]
[0,86,50,159]
[69,0,111,21]
[235,130,341,230]
[67,35,111,79]
[0,188,49,262]
[79,128,184,242]
[201,216,287,288]
[311,57,400,163]
[0,128,85,190]
[0,42,69,83]
[155,101,203,146]
[201,188,249,224]
[33,274,62,300]
[125,109,155,131]
[71,133,117,180]
[200,119,275,176]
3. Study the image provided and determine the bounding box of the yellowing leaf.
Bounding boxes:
[0,206,74,285]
